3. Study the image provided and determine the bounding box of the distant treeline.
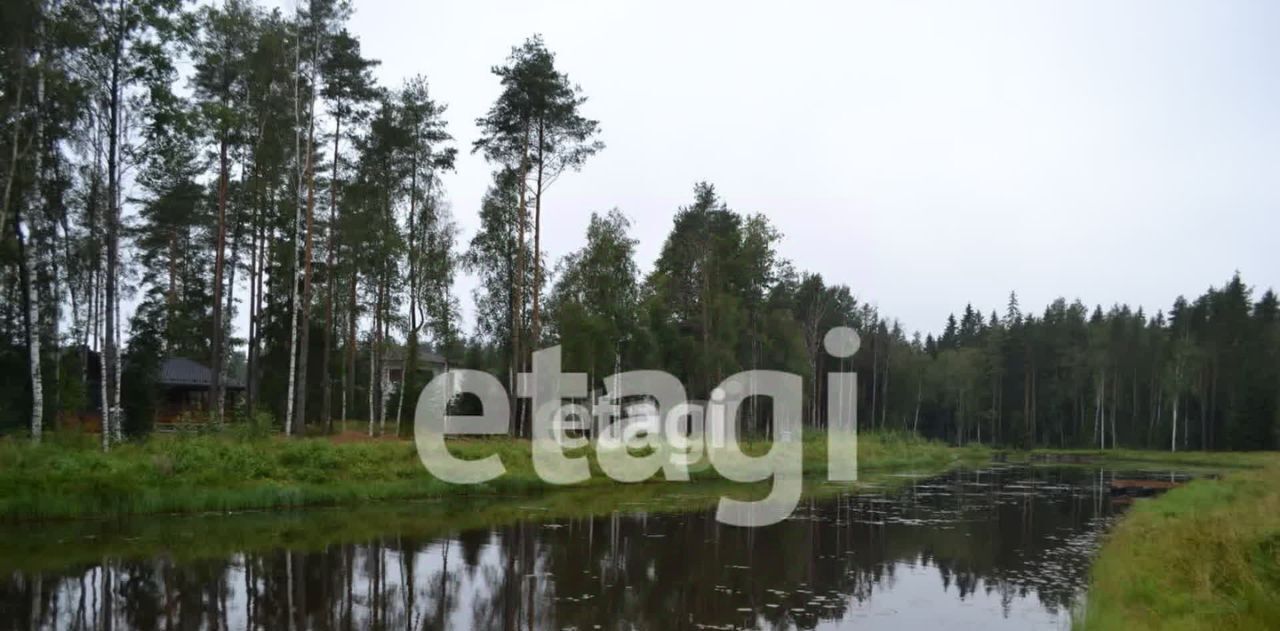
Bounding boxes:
[514,188,1279,452]
[1,0,1275,451]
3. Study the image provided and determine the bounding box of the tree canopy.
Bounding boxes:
[1,2,1275,452]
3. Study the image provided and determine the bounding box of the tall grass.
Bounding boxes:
[0,429,985,521]
[1079,456,1280,630]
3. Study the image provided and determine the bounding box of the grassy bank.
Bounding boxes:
[0,430,987,521]
[1016,447,1272,470]
[1080,454,1280,630]
[0,467,948,573]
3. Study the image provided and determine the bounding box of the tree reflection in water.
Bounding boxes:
[2,466,1139,630]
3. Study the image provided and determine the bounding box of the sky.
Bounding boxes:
[309,0,1278,337]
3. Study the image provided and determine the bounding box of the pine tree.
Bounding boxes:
[317,27,376,431]
[474,35,603,432]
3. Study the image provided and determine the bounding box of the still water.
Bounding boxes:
[0,466,1175,630]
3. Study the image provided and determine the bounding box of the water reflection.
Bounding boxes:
[2,467,1161,630]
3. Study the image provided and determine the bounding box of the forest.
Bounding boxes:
[1,0,1277,452]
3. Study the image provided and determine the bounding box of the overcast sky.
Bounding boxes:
[326,0,1278,337]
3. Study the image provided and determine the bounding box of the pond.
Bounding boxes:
[0,465,1192,630]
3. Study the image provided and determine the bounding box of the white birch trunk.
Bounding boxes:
[22,223,42,442]
[110,286,121,440]
[368,331,376,437]
[282,190,303,433]
[25,37,45,442]
[394,361,406,434]
[283,8,305,435]
[98,264,110,451]
[913,380,921,433]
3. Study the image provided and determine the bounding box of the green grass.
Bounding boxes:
[1079,454,1280,630]
[0,429,985,521]
[1014,447,1273,470]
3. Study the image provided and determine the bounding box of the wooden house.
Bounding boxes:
[154,357,245,426]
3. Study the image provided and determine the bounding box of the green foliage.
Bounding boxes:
[462,168,533,380]
[782,276,1280,452]
[2,0,1276,464]
[474,34,604,175]
[545,209,640,381]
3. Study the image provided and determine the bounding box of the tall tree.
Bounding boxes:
[288,0,352,435]
[475,35,603,432]
[83,0,187,447]
[193,0,257,423]
[463,168,532,413]
[394,75,455,428]
[518,36,603,346]
[317,28,376,431]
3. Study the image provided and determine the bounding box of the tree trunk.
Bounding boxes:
[246,188,263,418]
[377,273,388,435]
[511,125,530,437]
[224,193,244,400]
[17,214,42,442]
[402,138,419,435]
[395,356,408,433]
[57,202,83,427]
[102,32,122,449]
[294,71,319,434]
[321,113,341,432]
[1096,370,1106,449]
[0,80,22,244]
[531,121,544,347]
[114,285,122,441]
[98,263,109,451]
[344,264,358,429]
[23,44,45,442]
[913,380,921,433]
[210,135,229,422]
[284,186,303,433]
[284,18,304,435]
[1110,370,1118,449]
[368,284,379,436]
[345,261,355,427]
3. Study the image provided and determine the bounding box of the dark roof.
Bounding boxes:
[159,358,244,389]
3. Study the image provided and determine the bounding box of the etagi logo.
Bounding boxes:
[414,327,861,527]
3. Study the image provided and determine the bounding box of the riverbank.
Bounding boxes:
[0,430,988,521]
[1080,454,1280,630]
[0,465,956,573]
[1015,447,1272,470]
